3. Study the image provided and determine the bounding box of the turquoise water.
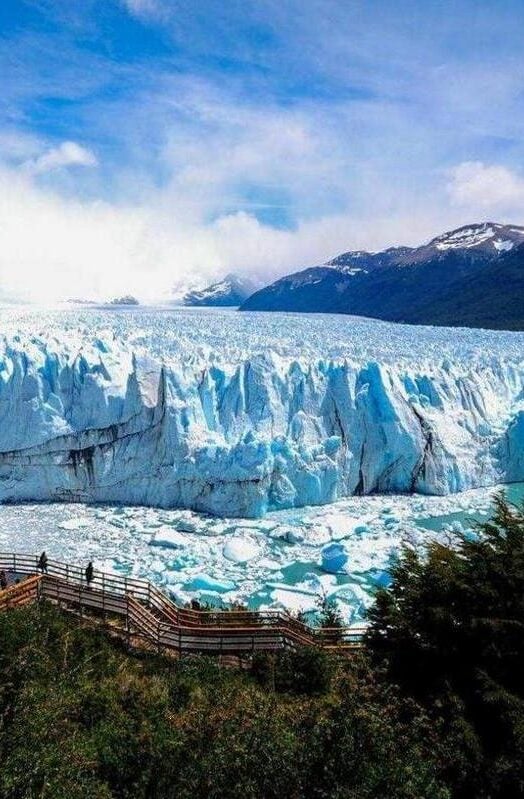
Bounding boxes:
[0,484,521,623]
[416,482,524,533]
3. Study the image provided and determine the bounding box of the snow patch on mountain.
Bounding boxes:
[327,222,524,266]
[182,273,258,307]
[432,222,523,252]
[494,239,514,252]
[435,225,496,250]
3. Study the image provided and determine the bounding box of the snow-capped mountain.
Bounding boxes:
[182,273,258,307]
[329,222,524,270]
[241,222,524,329]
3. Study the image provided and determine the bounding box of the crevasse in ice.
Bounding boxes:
[0,308,522,517]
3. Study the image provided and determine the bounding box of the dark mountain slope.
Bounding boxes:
[241,222,524,329]
[241,267,352,313]
[404,243,524,330]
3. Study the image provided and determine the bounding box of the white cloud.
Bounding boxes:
[447,161,524,209]
[0,159,470,305]
[2,82,523,306]
[121,0,160,17]
[23,141,98,176]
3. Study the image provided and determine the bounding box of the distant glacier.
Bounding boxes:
[0,307,522,517]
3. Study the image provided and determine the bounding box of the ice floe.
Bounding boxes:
[0,481,520,622]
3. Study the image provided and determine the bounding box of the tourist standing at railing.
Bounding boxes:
[0,570,7,591]
[38,551,48,574]
[85,561,94,587]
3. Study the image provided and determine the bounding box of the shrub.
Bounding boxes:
[0,602,445,798]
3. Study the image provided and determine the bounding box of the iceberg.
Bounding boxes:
[150,529,187,549]
[0,308,522,517]
[222,536,260,563]
[186,574,236,593]
[321,542,349,573]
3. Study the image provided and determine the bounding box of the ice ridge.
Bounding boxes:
[0,321,522,517]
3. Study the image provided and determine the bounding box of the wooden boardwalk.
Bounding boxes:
[0,552,365,656]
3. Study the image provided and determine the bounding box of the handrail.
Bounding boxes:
[0,574,42,610]
[0,552,366,651]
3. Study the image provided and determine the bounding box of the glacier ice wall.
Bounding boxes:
[0,309,522,517]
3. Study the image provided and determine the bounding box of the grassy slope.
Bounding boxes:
[0,603,445,799]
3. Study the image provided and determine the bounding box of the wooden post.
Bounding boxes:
[125,596,130,649]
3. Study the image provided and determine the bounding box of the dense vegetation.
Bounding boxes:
[0,492,523,798]
[367,492,524,797]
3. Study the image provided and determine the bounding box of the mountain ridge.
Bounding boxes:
[182,273,258,307]
[240,222,524,329]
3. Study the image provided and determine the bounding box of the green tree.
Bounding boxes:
[366,492,524,798]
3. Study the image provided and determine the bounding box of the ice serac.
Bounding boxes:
[0,331,522,517]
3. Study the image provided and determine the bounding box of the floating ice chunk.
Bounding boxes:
[270,588,319,613]
[150,529,187,549]
[323,513,369,540]
[330,582,372,606]
[354,524,369,534]
[270,526,305,544]
[107,517,128,529]
[369,569,392,588]
[169,587,192,606]
[149,558,167,574]
[175,515,201,533]
[58,517,90,530]
[134,525,154,536]
[257,557,282,570]
[383,515,400,527]
[168,552,200,570]
[301,572,337,593]
[301,572,323,591]
[320,542,349,573]
[186,573,236,593]
[223,536,261,563]
[195,590,225,606]
[230,519,278,532]
[111,559,132,575]
[266,581,319,596]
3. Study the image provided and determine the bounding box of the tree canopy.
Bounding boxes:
[367,492,524,798]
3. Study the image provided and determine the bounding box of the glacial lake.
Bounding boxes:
[0,483,519,624]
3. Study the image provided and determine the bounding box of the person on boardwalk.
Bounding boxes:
[0,570,7,591]
[85,561,94,587]
[38,551,48,574]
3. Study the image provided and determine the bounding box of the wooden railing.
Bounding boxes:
[0,574,42,611]
[0,552,366,654]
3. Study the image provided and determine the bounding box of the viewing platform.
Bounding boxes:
[0,552,365,656]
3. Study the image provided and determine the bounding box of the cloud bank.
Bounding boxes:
[2,0,524,303]
[23,141,98,176]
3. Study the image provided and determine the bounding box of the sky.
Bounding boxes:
[2,0,524,302]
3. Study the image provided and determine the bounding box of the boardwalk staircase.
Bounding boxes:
[0,553,365,656]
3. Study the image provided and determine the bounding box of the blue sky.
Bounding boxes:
[2,0,524,301]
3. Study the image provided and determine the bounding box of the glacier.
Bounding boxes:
[0,307,522,517]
